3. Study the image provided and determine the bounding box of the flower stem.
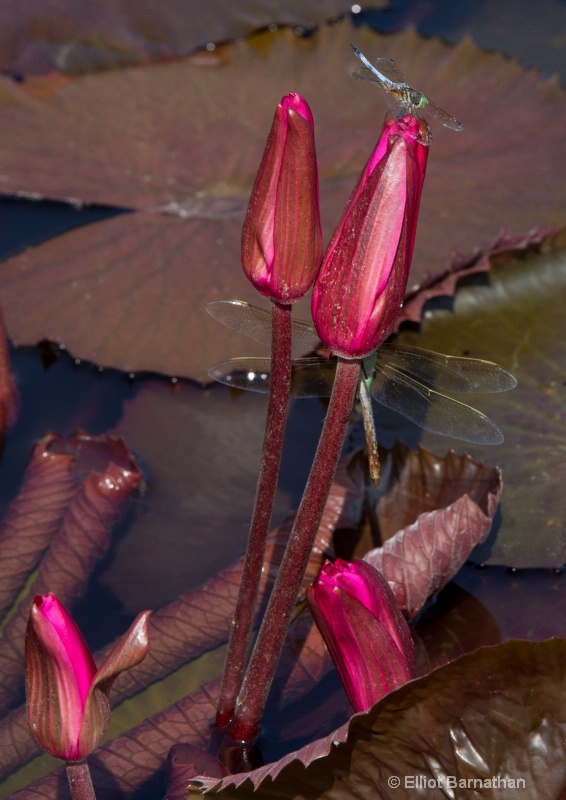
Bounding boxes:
[228,357,361,743]
[66,761,96,800]
[215,300,293,729]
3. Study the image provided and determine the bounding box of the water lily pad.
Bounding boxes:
[0,23,565,380]
[195,638,566,797]
[0,0,354,75]
[392,232,566,567]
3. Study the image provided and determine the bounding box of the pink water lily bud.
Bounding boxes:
[312,115,429,358]
[306,558,414,712]
[241,93,323,303]
[25,594,151,762]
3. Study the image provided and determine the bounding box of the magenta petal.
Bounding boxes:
[307,559,414,712]
[282,92,314,128]
[25,594,97,760]
[312,114,429,358]
[241,93,322,303]
[34,594,97,708]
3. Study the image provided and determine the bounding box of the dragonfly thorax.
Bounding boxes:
[401,88,428,111]
[414,93,428,110]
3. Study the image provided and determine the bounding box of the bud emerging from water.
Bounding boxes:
[25,593,150,762]
[307,558,414,712]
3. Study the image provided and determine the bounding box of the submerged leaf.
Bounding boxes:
[0,434,76,619]
[105,380,325,612]
[0,433,142,710]
[0,24,565,379]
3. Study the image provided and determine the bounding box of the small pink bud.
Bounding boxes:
[241,93,323,303]
[25,594,151,762]
[306,558,414,712]
[312,115,429,358]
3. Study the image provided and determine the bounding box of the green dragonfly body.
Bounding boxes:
[350,44,463,142]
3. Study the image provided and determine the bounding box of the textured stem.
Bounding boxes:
[215,300,292,728]
[229,357,360,742]
[66,760,96,800]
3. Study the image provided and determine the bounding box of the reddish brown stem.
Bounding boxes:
[228,357,361,743]
[66,761,96,800]
[215,300,292,728]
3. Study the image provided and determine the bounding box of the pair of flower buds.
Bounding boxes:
[26,558,412,766]
[25,94,426,765]
[242,93,429,358]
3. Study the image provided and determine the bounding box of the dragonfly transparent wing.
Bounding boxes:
[377,343,517,393]
[370,57,408,84]
[350,45,462,133]
[419,97,463,131]
[350,47,409,112]
[208,357,335,398]
[370,364,505,444]
[206,299,321,357]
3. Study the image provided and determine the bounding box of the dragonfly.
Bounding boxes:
[207,299,516,475]
[350,44,463,142]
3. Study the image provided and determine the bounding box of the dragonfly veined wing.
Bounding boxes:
[370,363,506,445]
[350,44,463,136]
[377,343,517,394]
[206,300,321,358]
[207,299,516,445]
[209,357,335,399]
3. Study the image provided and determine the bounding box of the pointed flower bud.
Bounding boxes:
[25,594,151,762]
[241,93,323,303]
[312,115,429,358]
[306,558,414,712]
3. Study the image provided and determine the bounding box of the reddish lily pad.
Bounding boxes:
[392,230,566,567]
[0,23,565,380]
[0,1,355,75]
[194,639,566,797]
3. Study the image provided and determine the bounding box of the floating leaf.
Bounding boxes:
[363,446,501,618]
[391,230,566,567]
[0,0,354,75]
[0,23,565,379]
[194,639,566,796]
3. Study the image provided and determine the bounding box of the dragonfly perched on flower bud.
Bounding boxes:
[207,299,516,482]
[350,44,463,144]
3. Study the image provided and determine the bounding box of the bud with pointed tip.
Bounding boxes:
[241,93,323,303]
[312,115,429,358]
[306,558,414,712]
[25,593,151,762]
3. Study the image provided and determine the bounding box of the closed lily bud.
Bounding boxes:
[25,594,151,762]
[241,93,323,303]
[306,558,414,712]
[312,115,429,358]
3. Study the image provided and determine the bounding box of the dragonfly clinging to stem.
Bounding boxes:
[207,300,516,482]
[350,44,463,143]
